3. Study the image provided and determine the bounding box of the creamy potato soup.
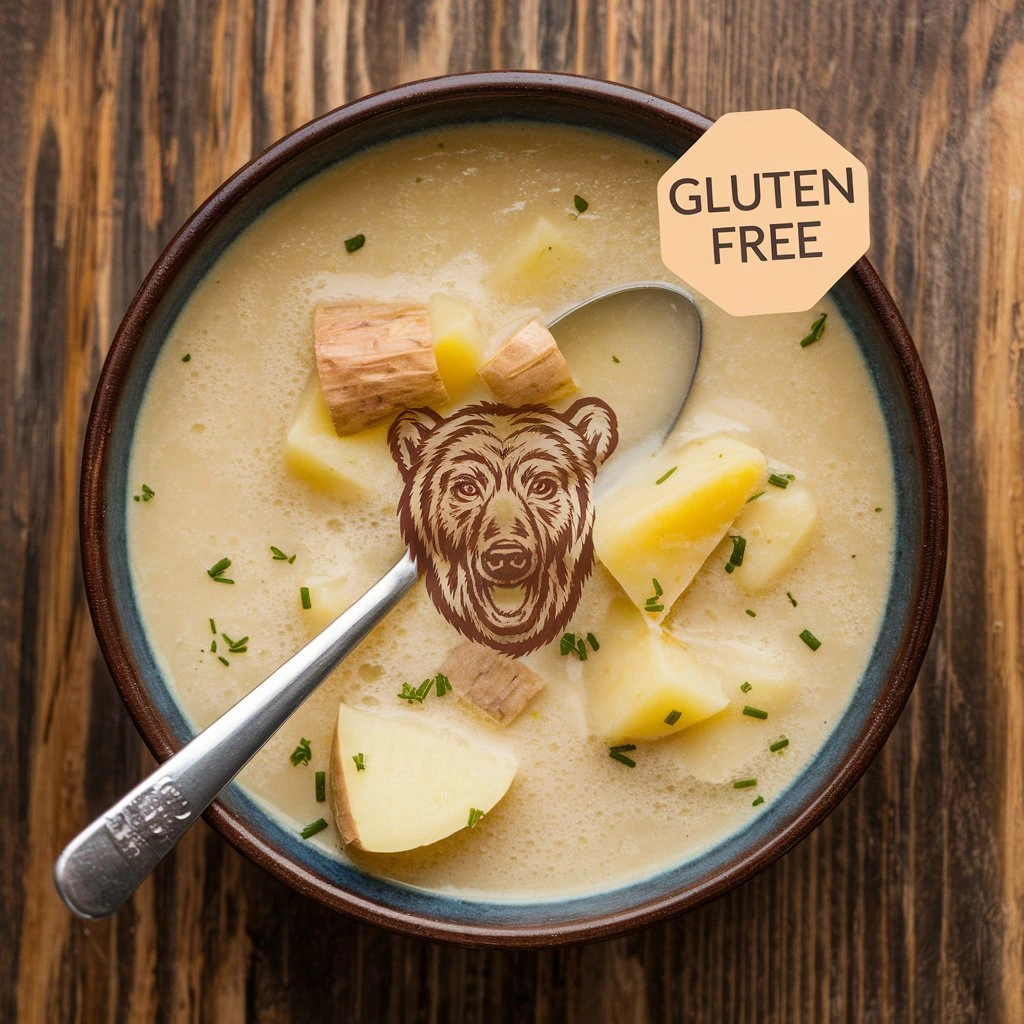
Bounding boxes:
[128,123,895,900]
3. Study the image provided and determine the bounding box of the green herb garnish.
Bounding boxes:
[746,491,765,503]
[609,743,637,767]
[874,506,883,512]
[398,678,434,704]
[207,557,233,583]
[770,737,790,752]
[740,681,752,693]
[573,194,589,213]
[644,579,664,614]
[434,673,452,697]
[182,353,191,363]
[611,355,620,364]
[300,817,328,839]
[290,738,312,766]
[656,466,678,485]
[560,632,597,660]
[133,483,155,503]
[217,655,229,667]
[300,586,311,610]
[768,473,791,489]
[315,771,326,800]
[211,640,218,653]
[271,546,296,563]
[209,618,217,634]
[733,778,757,789]
[344,233,365,253]
[586,632,600,652]
[799,629,821,651]
[352,753,365,772]
[745,609,756,618]
[222,633,248,653]
[799,311,828,348]
[752,795,765,806]
[664,709,682,726]
[467,807,485,829]
[743,705,768,720]
[786,592,798,607]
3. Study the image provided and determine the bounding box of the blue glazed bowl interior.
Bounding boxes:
[96,86,932,936]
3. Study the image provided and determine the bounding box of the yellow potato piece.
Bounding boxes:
[584,601,728,742]
[329,704,517,852]
[284,374,400,501]
[428,293,483,399]
[593,434,767,617]
[487,215,585,296]
[730,483,818,592]
[672,638,798,783]
[302,574,360,635]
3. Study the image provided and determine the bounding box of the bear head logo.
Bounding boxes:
[388,399,619,656]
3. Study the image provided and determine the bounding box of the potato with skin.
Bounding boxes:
[593,434,767,618]
[329,704,517,852]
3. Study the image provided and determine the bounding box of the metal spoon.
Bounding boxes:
[54,282,702,919]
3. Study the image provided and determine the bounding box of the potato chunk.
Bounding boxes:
[488,215,585,296]
[441,642,545,725]
[302,573,360,635]
[314,302,448,435]
[285,374,399,500]
[584,601,728,742]
[428,293,483,400]
[593,435,767,617]
[329,704,517,852]
[730,483,818,592]
[479,317,576,406]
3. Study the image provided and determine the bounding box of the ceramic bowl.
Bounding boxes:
[81,71,947,946]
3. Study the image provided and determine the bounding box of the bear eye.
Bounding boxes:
[528,476,558,500]
[452,477,482,500]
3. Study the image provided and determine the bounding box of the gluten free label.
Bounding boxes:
[657,109,870,317]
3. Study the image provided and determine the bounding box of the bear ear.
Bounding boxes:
[388,407,443,477]
[565,398,619,468]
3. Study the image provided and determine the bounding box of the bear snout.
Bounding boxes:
[481,539,534,584]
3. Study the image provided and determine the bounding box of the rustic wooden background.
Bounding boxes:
[2,0,1022,1020]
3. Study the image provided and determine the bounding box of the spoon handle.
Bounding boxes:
[54,551,419,919]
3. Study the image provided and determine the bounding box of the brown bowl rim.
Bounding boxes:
[80,70,948,947]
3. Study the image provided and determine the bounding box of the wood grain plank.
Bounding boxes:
[2,0,1022,1020]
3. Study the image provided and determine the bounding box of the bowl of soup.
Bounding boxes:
[81,71,946,945]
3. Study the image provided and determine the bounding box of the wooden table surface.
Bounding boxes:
[3,1,1022,1021]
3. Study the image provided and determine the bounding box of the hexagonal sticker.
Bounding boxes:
[658,109,869,316]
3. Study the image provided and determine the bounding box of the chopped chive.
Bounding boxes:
[211,639,218,653]
[398,681,429,704]
[467,807,485,829]
[344,233,365,253]
[786,592,798,607]
[559,632,576,656]
[752,795,765,806]
[612,355,620,364]
[352,753,365,772]
[300,817,328,839]
[315,771,326,800]
[743,705,768,720]
[586,632,600,652]
[573,194,589,213]
[212,577,234,585]
[799,311,828,347]
[652,578,663,598]
[740,681,752,693]
[746,491,765,503]
[300,586,311,610]
[270,546,295,562]
[217,655,230,667]
[609,745,637,768]
[207,557,232,578]
[728,535,746,568]
[290,738,312,766]
[434,673,452,697]
[209,618,217,634]
[874,506,883,512]
[768,473,791,489]
[644,579,664,612]
[799,629,822,651]
[664,709,682,726]
[656,466,678,485]
[733,778,757,789]
[770,737,790,752]
[141,484,155,502]
[725,563,735,574]
[133,495,139,502]
[576,637,588,661]
[182,353,191,362]
[745,609,756,618]
[645,604,664,613]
